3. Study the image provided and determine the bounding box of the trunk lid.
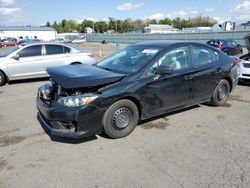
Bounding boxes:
[47,64,124,89]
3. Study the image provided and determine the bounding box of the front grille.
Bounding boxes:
[242,74,250,77]
[243,63,250,68]
[52,121,76,131]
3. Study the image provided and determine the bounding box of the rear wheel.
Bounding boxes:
[0,71,6,86]
[102,99,139,139]
[210,79,230,106]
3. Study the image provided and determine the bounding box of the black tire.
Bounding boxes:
[210,79,230,106]
[0,71,6,86]
[240,49,243,55]
[102,99,139,139]
[70,62,81,65]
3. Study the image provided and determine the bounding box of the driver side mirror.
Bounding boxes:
[156,66,173,75]
[12,54,20,60]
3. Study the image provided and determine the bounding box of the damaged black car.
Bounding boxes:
[36,42,239,139]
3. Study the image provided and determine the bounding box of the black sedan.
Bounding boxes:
[36,42,239,139]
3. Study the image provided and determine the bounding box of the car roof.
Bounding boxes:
[130,41,207,48]
[18,42,79,50]
[20,42,68,46]
[17,42,82,52]
[208,39,235,42]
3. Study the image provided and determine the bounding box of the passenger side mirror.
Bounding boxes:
[12,54,20,60]
[156,66,173,74]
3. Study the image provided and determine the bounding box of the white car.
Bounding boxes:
[0,42,96,86]
[72,36,86,44]
[239,34,250,83]
[239,55,250,82]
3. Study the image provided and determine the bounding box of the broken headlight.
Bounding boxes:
[58,95,99,107]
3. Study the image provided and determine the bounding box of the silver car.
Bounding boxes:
[0,42,96,86]
[238,34,250,83]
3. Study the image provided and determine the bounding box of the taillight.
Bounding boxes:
[88,54,96,59]
[234,59,241,67]
[218,45,223,50]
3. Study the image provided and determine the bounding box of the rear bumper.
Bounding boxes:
[239,67,250,80]
[36,96,105,139]
[239,60,250,80]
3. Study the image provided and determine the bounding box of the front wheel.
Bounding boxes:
[210,79,230,106]
[0,71,6,86]
[102,99,139,139]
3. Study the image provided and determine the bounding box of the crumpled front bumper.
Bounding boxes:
[36,95,105,139]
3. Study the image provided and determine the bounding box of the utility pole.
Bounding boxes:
[115,20,118,33]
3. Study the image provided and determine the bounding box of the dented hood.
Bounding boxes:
[47,64,124,89]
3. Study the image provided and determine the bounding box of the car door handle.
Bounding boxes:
[184,75,193,80]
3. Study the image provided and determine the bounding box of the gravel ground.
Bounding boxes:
[0,42,250,188]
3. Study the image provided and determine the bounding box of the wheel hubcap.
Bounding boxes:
[112,107,132,130]
[218,85,227,100]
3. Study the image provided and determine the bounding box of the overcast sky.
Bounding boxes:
[0,0,250,25]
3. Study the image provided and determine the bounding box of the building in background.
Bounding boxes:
[143,24,179,34]
[182,27,212,33]
[182,21,235,33]
[0,26,57,41]
[85,27,94,34]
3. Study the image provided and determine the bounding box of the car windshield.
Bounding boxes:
[96,45,161,74]
[0,46,20,57]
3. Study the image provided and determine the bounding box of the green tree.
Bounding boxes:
[108,17,116,31]
[192,15,217,27]
[94,21,108,33]
[45,21,51,27]
[158,18,172,25]
[79,20,94,33]
[172,17,182,29]
[52,21,64,33]
[149,19,158,24]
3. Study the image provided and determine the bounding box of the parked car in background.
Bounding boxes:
[50,38,67,43]
[0,42,96,86]
[1,38,20,47]
[19,38,32,44]
[239,34,250,83]
[36,42,239,140]
[72,36,86,44]
[207,39,243,56]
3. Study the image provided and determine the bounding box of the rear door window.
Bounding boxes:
[18,45,42,57]
[45,45,70,55]
[192,46,219,67]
